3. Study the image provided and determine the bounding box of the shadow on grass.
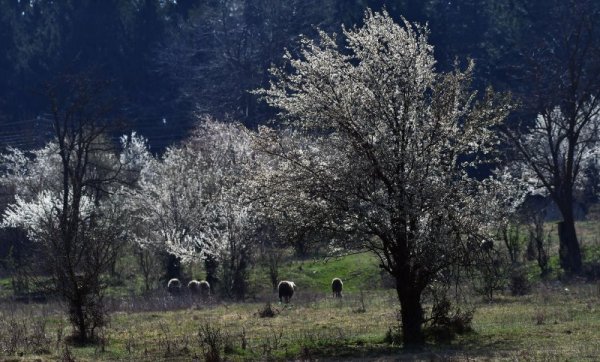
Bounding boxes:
[298,332,517,361]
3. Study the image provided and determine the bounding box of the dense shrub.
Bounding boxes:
[256,302,279,318]
[583,262,600,281]
[509,266,531,296]
[426,292,474,342]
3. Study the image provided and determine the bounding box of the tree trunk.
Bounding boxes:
[557,215,582,274]
[72,297,88,344]
[205,254,219,293]
[231,251,248,301]
[555,195,582,274]
[396,280,425,346]
[163,253,182,280]
[269,262,279,292]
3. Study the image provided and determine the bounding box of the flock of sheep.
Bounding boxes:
[167,278,211,298]
[166,277,344,303]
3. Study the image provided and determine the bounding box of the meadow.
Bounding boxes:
[1,221,600,361]
[0,282,599,361]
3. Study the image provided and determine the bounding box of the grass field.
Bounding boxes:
[1,221,600,361]
[0,282,599,361]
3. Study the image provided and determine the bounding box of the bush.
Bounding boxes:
[509,266,531,296]
[383,325,402,345]
[198,323,224,362]
[474,249,509,301]
[256,302,279,318]
[426,292,474,342]
[583,262,600,281]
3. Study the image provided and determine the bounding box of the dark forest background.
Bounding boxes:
[0,0,598,150]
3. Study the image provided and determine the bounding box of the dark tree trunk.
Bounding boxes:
[557,214,582,275]
[163,253,182,281]
[232,256,248,301]
[268,257,279,292]
[534,233,550,277]
[205,254,219,293]
[71,294,88,344]
[556,196,582,274]
[396,279,425,346]
[139,251,151,292]
[293,238,308,258]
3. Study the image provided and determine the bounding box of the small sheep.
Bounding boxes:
[331,278,343,298]
[198,280,211,297]
[278,280,296,303]
[188,280,201,295]
[167,278,182,295]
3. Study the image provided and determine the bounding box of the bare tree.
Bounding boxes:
[527,210,552,277]
[1,75,131,343]
[254,11,511,345]
[502,0,600,274]
[501,223,522,265]
[133,244,162,292]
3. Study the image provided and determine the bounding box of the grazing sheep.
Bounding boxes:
[198,280,211,297]
[167,278,182,295]
[278,280,296,303]
[331,278,343,298]
[188,280,201,295]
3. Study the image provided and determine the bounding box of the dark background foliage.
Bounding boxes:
[0,0,598,150]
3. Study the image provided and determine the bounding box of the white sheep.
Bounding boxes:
[198,280,211,298]
[331,278,343,298]
[278,280,296,303]
[167,278,182,295]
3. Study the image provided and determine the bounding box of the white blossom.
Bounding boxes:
[130,118,258,264]
[253,10,512,343]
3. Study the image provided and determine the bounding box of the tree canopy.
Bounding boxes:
[254,10,512,345]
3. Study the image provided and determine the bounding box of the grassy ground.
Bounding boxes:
[1,282,600,361]
[465,284,600,360]
[1,221,600,360]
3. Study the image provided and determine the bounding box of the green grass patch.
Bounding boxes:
[0,277,12,298]
[250,251,383,294]
[280,252,383,291]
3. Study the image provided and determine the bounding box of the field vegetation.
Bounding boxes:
[1,231,600,361]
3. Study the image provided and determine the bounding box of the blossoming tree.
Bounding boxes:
[254,10,511,345]
[131,119,259,299]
